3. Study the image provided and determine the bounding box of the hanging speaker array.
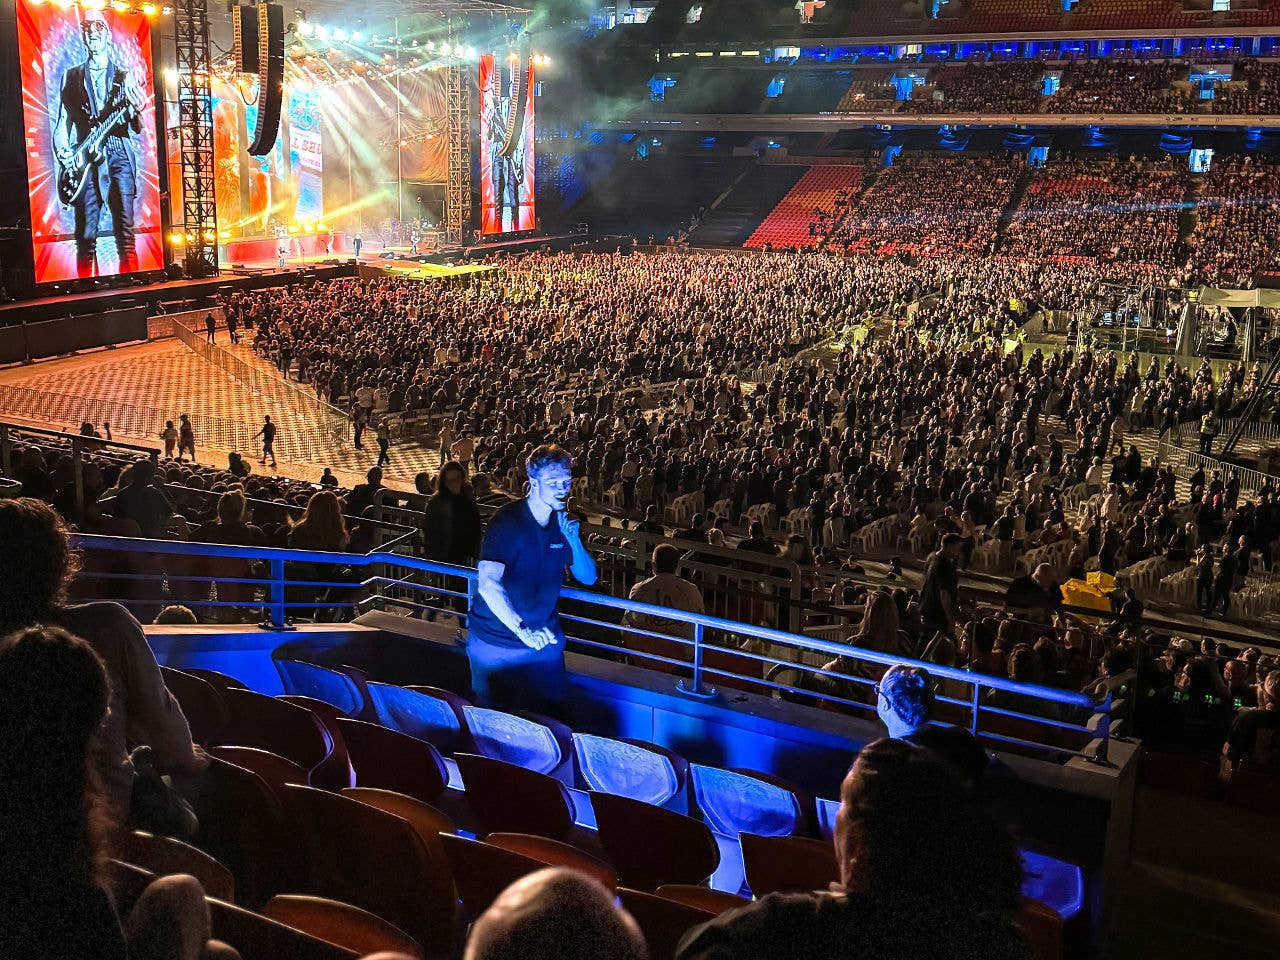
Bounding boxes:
[232,2,285,156]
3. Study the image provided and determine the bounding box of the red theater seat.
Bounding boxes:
[618,887,716,960]
[590,790,721,891]
[264,895,425,959]
[337,717,448,803]
[455,751,576,839]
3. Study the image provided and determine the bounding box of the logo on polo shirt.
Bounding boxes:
[550,543,566,549]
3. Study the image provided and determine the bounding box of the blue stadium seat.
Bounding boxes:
[272,652,367,718]
[462,706,566,777]
[572,734,685,808]
[690,765,804,894]
[365,682,470,755]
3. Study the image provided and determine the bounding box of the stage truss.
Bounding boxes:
[174,0,219,277]
[445,23,473,248]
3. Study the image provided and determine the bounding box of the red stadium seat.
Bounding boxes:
[284,783,456,959]
[455,751,575,839]
[439,833,549,923]
[117,830,235,903]
[655,884,750,915]
[590,790,721,891]
[336,717,449,803]
[617,887,716,960]
[264,895,425,959]
[160,666,228,747]
[487,832,619,891]
[220,688,332,777]
[740,833,839,897]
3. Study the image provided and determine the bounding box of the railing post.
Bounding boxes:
[677,621,716,700]
[259,557,293,631]
[970,677,982,737]
[1089,693,1113,766]
[71,438,85,517]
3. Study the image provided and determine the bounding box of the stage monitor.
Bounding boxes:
[479,52,535,235]
[17,0,164,283]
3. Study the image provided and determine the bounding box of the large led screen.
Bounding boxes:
[18,1,164,282]
[479,53,535,235]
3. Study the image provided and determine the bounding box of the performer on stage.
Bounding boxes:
[352,233,362,259]
[409,228,421,256]
[277,240,287,271]
[52,9,145,278]
[468,445,596,712]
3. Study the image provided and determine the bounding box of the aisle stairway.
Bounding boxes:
[743,166,862,250]
[686,165,807,248]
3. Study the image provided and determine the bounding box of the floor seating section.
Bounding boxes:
[152,652,1114,960]
[743,165,861,250]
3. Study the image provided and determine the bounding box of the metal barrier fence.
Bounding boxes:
[1155,432,1280,495]
[0,381,280,461]
[69,532,1117,764]
[171,317,351,448]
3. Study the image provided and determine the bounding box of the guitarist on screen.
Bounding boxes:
[52,9,145,278]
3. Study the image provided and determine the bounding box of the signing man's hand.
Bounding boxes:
[556,509,581,542]
[516,624,559,651]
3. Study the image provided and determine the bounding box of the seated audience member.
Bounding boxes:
[1003,563,1063,619]
[876,664,989,788]
[0,499,205,823]
[624,543,705,672]
[676,739,1026,960]
[0,625,238,960]
[465,868,647,960]
[1222,669,1280,775]
[112,460,175,538]
[154,605,199,625]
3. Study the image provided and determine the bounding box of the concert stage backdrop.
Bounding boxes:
[479,53,535,235]
[17,0,164,282]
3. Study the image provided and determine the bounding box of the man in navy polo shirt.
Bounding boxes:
[468,444,597,712]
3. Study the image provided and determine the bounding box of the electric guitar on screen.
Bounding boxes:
[56,98,133,207]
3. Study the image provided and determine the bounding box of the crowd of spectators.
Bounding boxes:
[1046,60,1188,114]
[905,60,1045,114]
[827,156,1022,257]
[1210,59,1280,114]
[1186,156,1280,287]
[1002,157,1187,268]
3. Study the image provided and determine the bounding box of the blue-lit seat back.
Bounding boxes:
[1020,849,1084,920]
[367,682,463,754]
[273,658,363,717]
[690,765,801,839]
[463,706,562,775]
[814,796,840,841]
[573,734,680,807]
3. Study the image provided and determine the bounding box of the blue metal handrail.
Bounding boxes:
[70,532,1113,761]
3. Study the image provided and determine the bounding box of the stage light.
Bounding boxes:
[314,25,328,40]
[202,229,216,241]
[162,4,172,12]
[332,27,346,41]
[508,52,518,62]
[426,40,435,51]
[287,225,298,233]
[219,230,230,239]
[464,46,475,58]
[82,0,107,10]
[350,31,361,43]
[169,232,185,245]
[141,2,156,16]
[296,21,311,36]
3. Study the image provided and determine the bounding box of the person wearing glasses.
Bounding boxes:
[875,664,989,790]
[53,9,146,277]
[468,445,596,712]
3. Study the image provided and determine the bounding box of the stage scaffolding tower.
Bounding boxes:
[174,0,218,277]
[445,21,472,248]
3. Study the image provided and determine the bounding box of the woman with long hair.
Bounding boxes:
[288,490,350,552]
[0,499,204,825]
[423,460,482,567]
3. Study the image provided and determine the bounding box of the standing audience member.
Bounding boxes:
[423,462,483,566]
[624,543,705,672]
